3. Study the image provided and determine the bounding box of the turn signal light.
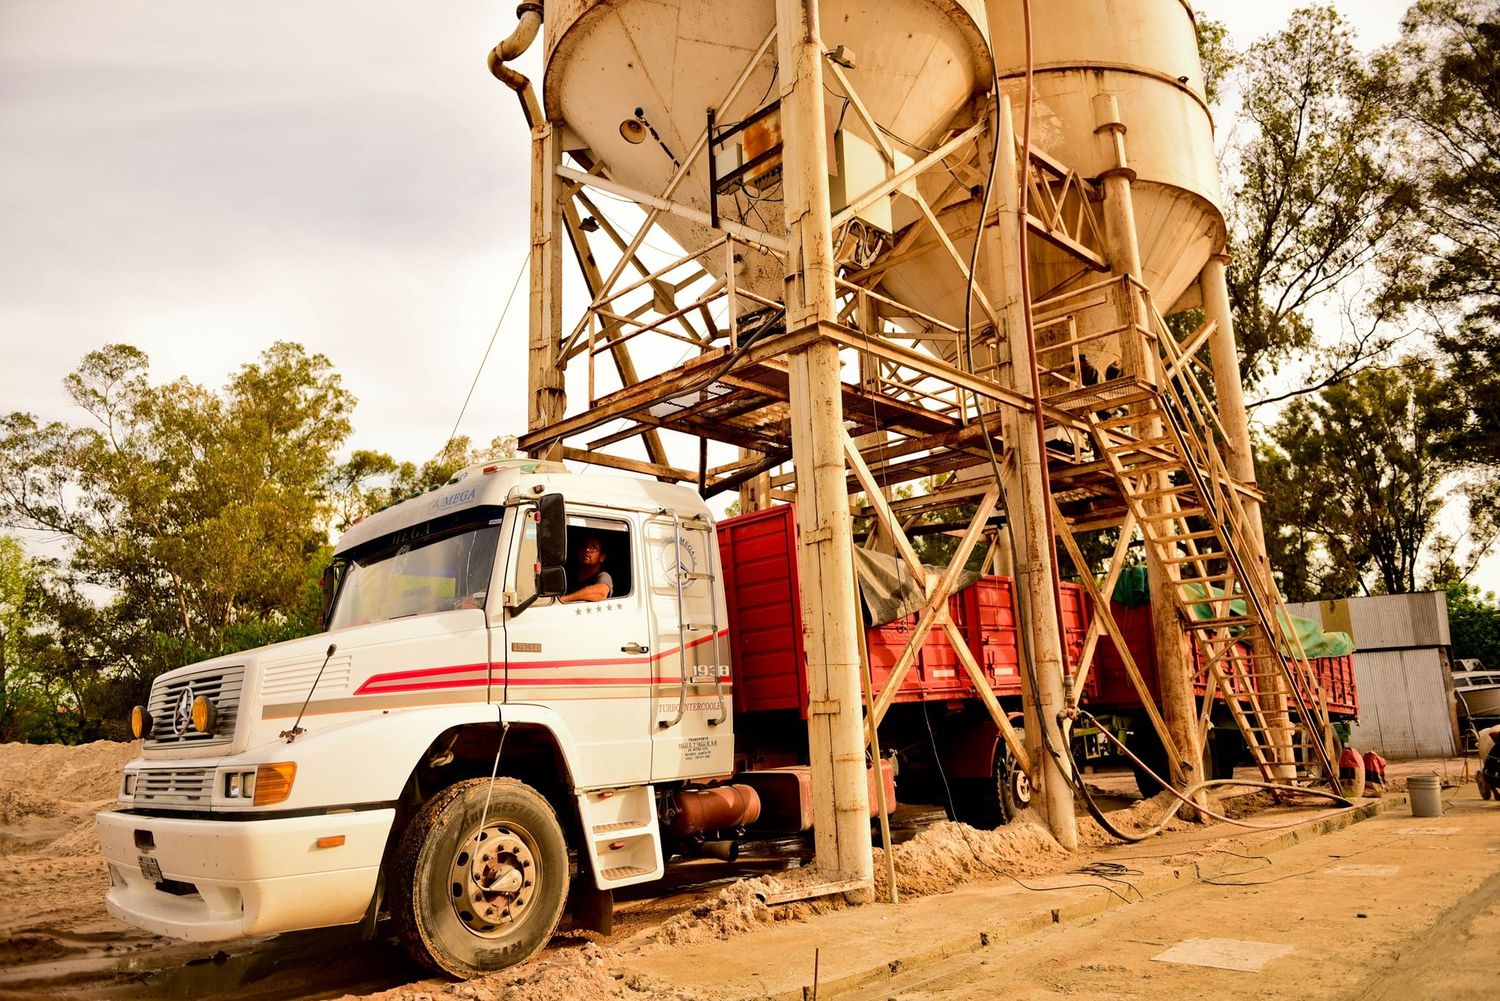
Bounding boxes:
[130,705,152,739]
[190,695,218,735]
[253,763,297,806]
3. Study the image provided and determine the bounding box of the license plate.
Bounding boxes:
[138,854,162,882]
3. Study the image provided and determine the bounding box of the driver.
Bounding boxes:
[560,534,613,603]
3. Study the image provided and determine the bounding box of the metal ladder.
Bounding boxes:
[650,510,727,729]
[1074,322,1340,788]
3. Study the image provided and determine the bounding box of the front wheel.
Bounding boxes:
[389,777,569,978]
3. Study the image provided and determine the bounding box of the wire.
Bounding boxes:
[442,251,530,457]
[921,696,958,821]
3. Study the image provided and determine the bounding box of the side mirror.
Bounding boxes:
[537,565,567,598]
[534,493,568,598]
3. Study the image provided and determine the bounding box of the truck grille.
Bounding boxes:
[145,665,245,749]
[134,767,215,807]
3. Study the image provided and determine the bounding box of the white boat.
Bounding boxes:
[1453,667,1500,719]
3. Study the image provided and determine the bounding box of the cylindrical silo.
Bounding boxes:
[987,0,1224,310]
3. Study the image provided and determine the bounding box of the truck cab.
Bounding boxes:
[96,459,735,976]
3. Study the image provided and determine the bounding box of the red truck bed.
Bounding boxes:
[719,505,1093,717]
[1090,601,1358,718]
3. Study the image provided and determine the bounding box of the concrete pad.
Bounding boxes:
[1152,936,1294,973]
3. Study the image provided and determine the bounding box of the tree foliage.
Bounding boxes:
[1258,362,1464,598]
[1446,582,1500,666]
[1378,0,1500,475]
[0,343,353,714]
[1222,5,1418,393]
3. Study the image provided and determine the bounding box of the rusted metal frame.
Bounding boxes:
[571,190,713,350]
[1051,500,1183,779]
[867,488,999,728]
[1022,142,1106,243]
[516,327,822,454]
[559,197,674,469]
[841,429,927,579]
[591,296,724,353]
[909,197,1000,331]
[703,448,792,499]
[559,165,787,256]
[1059,509,1138,698]
[867,490,1032,776]
[822,57,896,167]
[1134,388,1335,783]
[559,208,719,358]
[820,325,1089,432]
[833,278,964,335]
[830,122,985,230]
[560,447,699,483]
[567,25,777,341]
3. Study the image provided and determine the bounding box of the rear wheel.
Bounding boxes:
[1479,772,1493,801]
[958,729,1031,828]
[389,777,568,978]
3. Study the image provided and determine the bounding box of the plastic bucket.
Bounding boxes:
[1408,774,1443,818]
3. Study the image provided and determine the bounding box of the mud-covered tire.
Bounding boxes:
[959,729,1032,828]
[389,777,568,978]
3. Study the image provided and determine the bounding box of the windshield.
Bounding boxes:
[329,523,501,629]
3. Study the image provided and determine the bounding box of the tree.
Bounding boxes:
[1446,582,1500,667]
[330,434,518,532]
[1221,5,1418,394]
[1378,0,1500,480]
[1258,362,1464,597]
[0,343,354,697]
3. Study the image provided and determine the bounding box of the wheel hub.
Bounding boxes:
[1011,768,1033,807]
[451,825,536,935]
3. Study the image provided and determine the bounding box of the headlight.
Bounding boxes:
[130,706,152,739]
[190,695,218,734]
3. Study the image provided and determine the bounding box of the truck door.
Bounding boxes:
[499,506,654,789]
[645,511,733,782]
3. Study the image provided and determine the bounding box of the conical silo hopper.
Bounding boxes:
[542,0,994,304]
[987,0,1225,311]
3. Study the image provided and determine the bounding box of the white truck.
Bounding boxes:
[96,458,746,976]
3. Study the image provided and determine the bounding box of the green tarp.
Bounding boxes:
[1108,565,1354,657]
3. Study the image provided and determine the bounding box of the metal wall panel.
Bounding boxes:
[1283,601,1325,628]
[1322,592,1451,651]
[1348,648,1456,759]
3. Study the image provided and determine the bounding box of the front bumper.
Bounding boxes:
[95,808,394,941]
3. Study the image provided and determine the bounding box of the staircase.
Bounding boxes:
[1037,277,1340,789]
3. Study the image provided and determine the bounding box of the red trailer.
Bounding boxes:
[719,505,1090,825]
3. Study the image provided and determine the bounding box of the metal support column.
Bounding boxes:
[992,96,1078,850]
[528,120,566,454]
[776,0,873,896]
[1094,95,1206,809]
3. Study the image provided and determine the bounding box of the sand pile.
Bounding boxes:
[0,739,134,858]
[873,819,1068,898]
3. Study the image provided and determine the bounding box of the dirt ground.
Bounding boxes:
[0,742,1480,1000]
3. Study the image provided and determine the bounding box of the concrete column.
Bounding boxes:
[527,120,566,457]
[776,0,872,894]
[1094,97,1206,808]
[990,96,1078,850]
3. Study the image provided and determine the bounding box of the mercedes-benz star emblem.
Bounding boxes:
[173,686,195,735]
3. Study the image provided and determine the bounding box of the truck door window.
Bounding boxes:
[329,523,501,628]
[513,513,632,607]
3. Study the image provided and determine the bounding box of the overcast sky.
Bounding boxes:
[3,0,1489,593]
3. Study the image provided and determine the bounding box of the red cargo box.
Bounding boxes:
[720,506,1099,715]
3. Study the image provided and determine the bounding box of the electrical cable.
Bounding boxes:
[441,250,530,457]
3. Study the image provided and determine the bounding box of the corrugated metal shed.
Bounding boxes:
[1348,648,1456,759]
[1321,591,1451,650]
